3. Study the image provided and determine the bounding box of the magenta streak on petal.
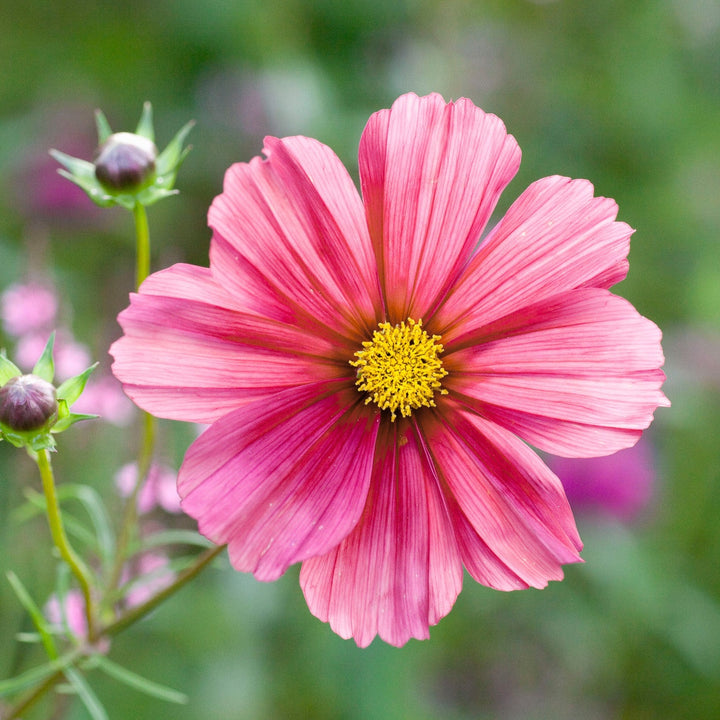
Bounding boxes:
[444,289,669,457]
[301,422,464,647]
[179,383,379,581]
[208,135,382,343]
[359,92,521,324]
[434,176,633,343]
[425,404,582,590]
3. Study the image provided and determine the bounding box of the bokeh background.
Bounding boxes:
[0,0,718,718]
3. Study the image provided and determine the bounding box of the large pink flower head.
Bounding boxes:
[111,93,668,647]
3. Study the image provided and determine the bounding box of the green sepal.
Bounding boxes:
[49,150,115,207]
[1,426,57,452]
[57,363,98,407]
[135,101,155,142]
[155,119,195,187]
[94,109,113,144]
[31,334,56,383]
[52,412,97,434]
[0,352,22,385]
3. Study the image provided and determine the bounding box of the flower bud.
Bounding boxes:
[0,374,58,432]
[94,132,157,193]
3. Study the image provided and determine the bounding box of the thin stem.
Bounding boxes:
[133,201,150,290]
[3,650,83,720]
[4,668,65,720]
[106,203,157,597]
[36,450,96,642]
[102,544,226,638]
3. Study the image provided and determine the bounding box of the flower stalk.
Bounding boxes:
[133,201,151,291]
[36,449,96,641]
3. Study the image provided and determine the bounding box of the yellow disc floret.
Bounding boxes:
[351,318,448,421]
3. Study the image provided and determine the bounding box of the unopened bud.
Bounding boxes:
[0,374,58,432]
[94,132,157,192]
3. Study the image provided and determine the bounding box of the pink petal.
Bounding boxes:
[111,264,349,424]
[179,383,379,581]
[426,405,583,589]
[435,176,633,343]
[359,92,521,323]
[300,424,464,647]
[209,135,382,342]
[445,289,669,456]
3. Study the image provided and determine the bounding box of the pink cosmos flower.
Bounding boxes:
[110,93,669,646]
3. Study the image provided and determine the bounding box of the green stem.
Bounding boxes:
[36,449,96,642]
[102,544,226,638]
[4,668,66,720]
[133,201,150,290]
[106,204,157,597]
[106,412,155,597]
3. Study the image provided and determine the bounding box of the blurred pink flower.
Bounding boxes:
[73,375,135,426]
[123,552,176,608]
[111,92,668,646]
[549,439,655,521]
[1,282,58,337]
[45,589,87,638]
[115,461,181,514]
[44,590,111,653]
[12,105,108,228]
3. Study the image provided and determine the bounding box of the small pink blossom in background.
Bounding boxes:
[111,92,669,646]
[45,591,111,653]
[73,375,135,427]
[1,282,58,337]
[45,589,87,638]
[550,439,656,521]
[115,461,181,514]
[123,552,176,608]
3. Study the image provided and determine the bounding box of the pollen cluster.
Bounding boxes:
[351,318,448,421]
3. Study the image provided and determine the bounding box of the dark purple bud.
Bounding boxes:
[0,375,58,432]
[94,132,157,192]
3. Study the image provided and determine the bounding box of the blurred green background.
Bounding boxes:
[0,0,718,718]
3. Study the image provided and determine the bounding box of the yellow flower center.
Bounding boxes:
[351,318,448,421]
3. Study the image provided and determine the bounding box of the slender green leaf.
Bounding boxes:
[6,571,58,659]
[0,653,76,696]
[95,657,188,704]
[64,666,109,720]
[142,529,215,550]
[63,484,116,569]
